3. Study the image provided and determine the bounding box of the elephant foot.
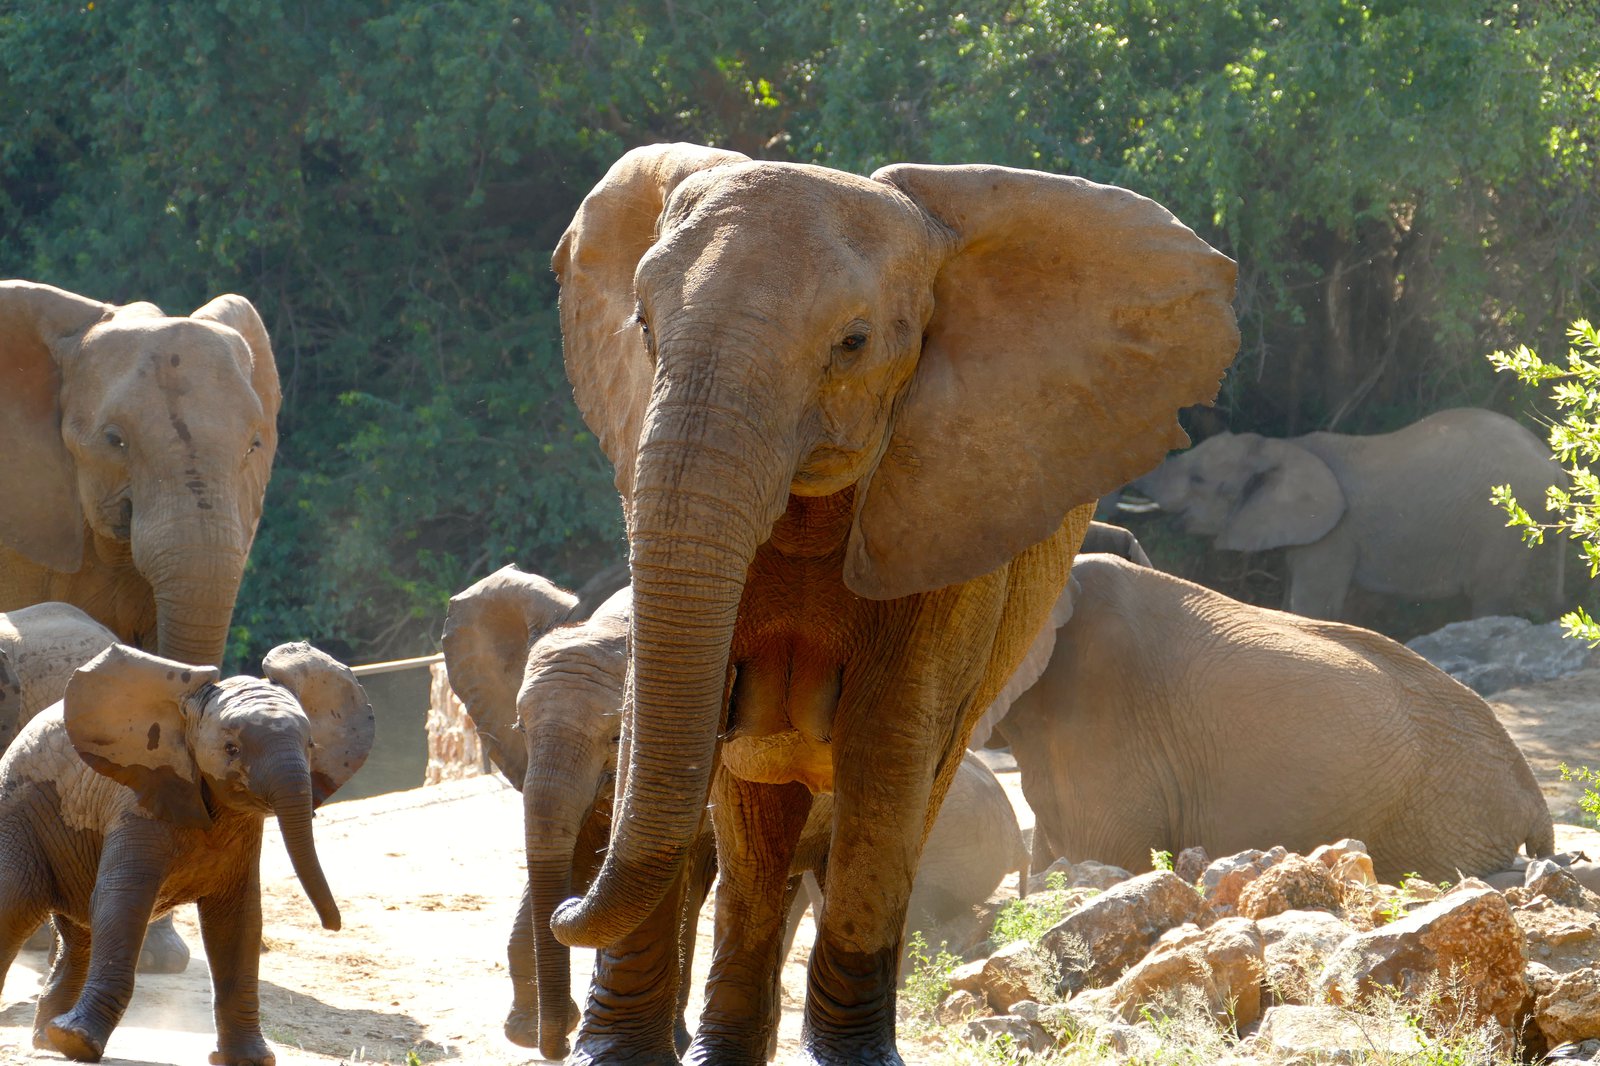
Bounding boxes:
[45,1015,106,1063]
[799,1033,904,1066]
[137,914,190,974]
[567,1035,681,1066]
[208,1037,276,1066]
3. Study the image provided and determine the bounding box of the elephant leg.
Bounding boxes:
[0,881,49,1008]
[45,822,171,1062]
[768,874,811,1061]
[198,869,273,1066]
[1284,540,1356,620]
[137,909,191,974]
[33,917,90,1050]
[503,884,540,1049]
[675,831,718,1055]
[569,847,703,1066]
[685,777,812,1065]
[1029,823,1055,878]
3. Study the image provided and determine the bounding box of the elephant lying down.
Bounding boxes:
[442,566,1030,1059]
[990,552,1554,884]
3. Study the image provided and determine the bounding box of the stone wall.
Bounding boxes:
[424,660,492,785]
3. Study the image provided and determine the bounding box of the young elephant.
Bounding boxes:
[0,642,374,1065]
[990,554,1554,884]
[0,602,119,749]
[442,566,1029,1060]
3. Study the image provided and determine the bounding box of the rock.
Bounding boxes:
[1511,864,1600,1047]
[1406,616,1600,695]
[1308,839,1369,868]
[1176,846,1210,884]
[1104,916,1266,1028]
[1318,883,1528,1029]
[1328,851,1377,889]
[1237,855,1341,921]
[1257,909,1356,1005]
[1041,1003,1160,1058]
[963,940,1058,1014]
[1025,857,1133,895]
[1200,846,1288,916]
[1042,870,1210,996]
[936,989,984,1024]
[966,1014,1054,1054]
[1251,1004,1428,1062]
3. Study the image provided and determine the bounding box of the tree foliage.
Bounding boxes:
[3,1,1596,665]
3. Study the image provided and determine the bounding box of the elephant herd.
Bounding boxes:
[0,143,1566,1066]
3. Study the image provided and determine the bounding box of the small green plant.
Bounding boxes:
[990,871,1075,946]
[902,930,964,1021]
[1150,848,1175,872]
[1377,872,1452,924]
[1560,762,1600,827]
[1489,319,1600,642]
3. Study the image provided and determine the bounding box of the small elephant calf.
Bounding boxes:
[0,642,374,1065]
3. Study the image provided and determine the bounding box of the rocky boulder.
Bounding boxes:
[1237,855,1342,920]
[1199,846,1288,916]
[1509,862,1600,1048]
[1250,1004,1428,1062]
[1042,870,1210,995]
[1257,909,1356,1005]
[1318,882,1528,1030]
[1406,616,1600,695]
[1104,916,1266,1028]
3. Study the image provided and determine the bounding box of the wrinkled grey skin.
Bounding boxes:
[992,554,1555,884]
[0,603,119,750]
[442,567,1029,1061]
[0,642,373,1065]
[1132,408,1565,621]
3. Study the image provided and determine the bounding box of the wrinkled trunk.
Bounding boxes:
[261,751,341,931]
[552,390,790,950]
[137,508,249,668]
[524,726,610,1060]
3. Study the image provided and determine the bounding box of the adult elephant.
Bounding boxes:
[442,566,1028,1061]
[1130,408,1565,621]
[992,554,1554,884]
[0,279,280,971]
[548,143,1238,1064]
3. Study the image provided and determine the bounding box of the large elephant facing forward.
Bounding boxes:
[548,143,1238,1064]
[1131,408,1565,621]
[992,554,1554,883]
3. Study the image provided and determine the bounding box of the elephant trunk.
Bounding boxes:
[524,724,611,1060]
[137,509,249,668]
[262,750,341,931]
[552,388,791,950]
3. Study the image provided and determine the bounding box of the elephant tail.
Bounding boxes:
[1016,837,1031,900]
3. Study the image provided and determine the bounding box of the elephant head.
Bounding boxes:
[62,642,373,930]
[442,568,629,1058]
[0,280,281,666]
[549,144,1239,948]
[1132,431,1347,550]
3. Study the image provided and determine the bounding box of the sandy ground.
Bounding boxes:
[4,666,1596,1066]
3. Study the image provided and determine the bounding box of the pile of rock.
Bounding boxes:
[939,841,1600,1060]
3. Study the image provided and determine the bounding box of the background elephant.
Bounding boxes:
[990,553,1554,884]
[547,142,1237,1064]
[0,280,280,973]
[0,641,373,1064]
[441,566,1030,1060]
[1131,407,1565,622]
[0,603,119,750]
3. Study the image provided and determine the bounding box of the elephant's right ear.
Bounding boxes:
[64,645,221,828]
[1218,438,1346,551]
[262,643,375,806]
[0,281,113,572]
[966,575,1079,750]
[1079,521,1153,567]
[554,143,750,506]
[441,565,582,788]
[191,294,282,440]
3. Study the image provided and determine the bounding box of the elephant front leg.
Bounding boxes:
[569,854,701,1066]
[33,917,90,1050]
[685,777,812,1065]
[503,883,541,1049]
[198,867,274,1066]
[45,821,173,1062]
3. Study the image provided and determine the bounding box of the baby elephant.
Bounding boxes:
[0,642,374,1065]
[992,554,1554,884]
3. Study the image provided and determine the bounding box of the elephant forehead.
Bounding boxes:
[81,318,257,396]
[199,678,308,734]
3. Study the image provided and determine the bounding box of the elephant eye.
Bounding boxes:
[104,427,127,450]
[246,434,263,456]
[224,741,241,758]
[840,333,868,353]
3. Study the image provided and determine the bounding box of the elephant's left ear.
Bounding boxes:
[64,645,221,828]
[262,642,374,806]
[846,165,1239,599]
